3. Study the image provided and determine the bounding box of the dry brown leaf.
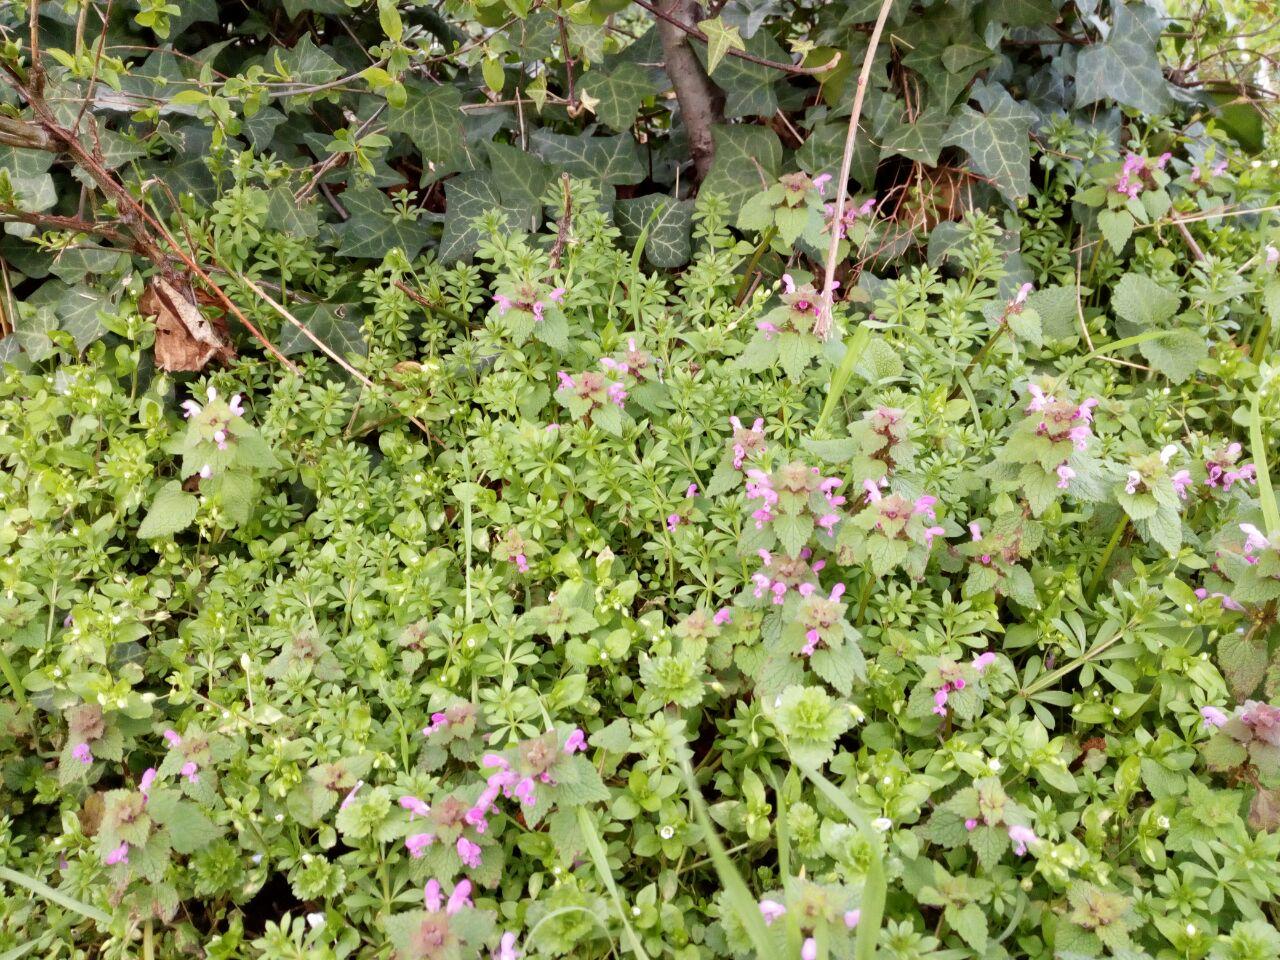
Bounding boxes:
[140,275,234,371]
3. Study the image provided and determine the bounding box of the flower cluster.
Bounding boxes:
[825,196,877,238]
[744,461,845,536]
[493,281,565,322]
[750,548,827,605]
[728,416,766,470]
[1204,442,1257,491]
[1114,151,1171,198]
[932,651,997,717]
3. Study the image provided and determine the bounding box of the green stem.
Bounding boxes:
[0,866,112,925]
[733,226,776,306]
[1021,618,1132,698]
[1086,515,1129,603]
[948,326,1006,401]
[0,646,27,709]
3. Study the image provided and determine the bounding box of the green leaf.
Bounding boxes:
[1220,629,1267,699]
[947,902,989,953]
[484,142,554,210]
[528,130,644,185]
[1074,3,1173,114]
[1112,273,1182,328]
[693,28,787,118]
[438,173,536,262]
[0,866,112,926]
[579,62,655,132]
[615,195,693,268]
[703,125,782,213]
[576,809,652,959]
[1139,327,1205,384]
[942,84,1035,202]
[279,303,367,358]
[273,35,343,87]
[698,17,746,74]
[881,107,949,165]
[332,186,432,260]
[387,80,465,166]
[138,481,198,539]
[267,185,320,239]
[1097,208,1134,254]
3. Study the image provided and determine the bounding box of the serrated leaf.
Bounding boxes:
[615,195,693,268]
[1139,327,1205,384]
[528,130,644,185]
[332,186,432,260]
[387,80,465,166]
[1097,208,1134,254]
[947,902,988,953]
[1112,273,1181,328]
[942,84,1035,202]
[774,512,814,556]
[138,481,198,539]
[1220,630,1267,699]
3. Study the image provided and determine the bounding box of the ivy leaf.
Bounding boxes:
[942,84,1035,202]
[332,186,431,260]
[21,281,112,354]
[387,80,465,167]
[1075,3,1173,114]
[881,107,949,165]
[138,481,198,539]
[272,36,343,87]
[978,0,1056,27]
[279,303,367,358]
[484,142,553,211]
[702,124,782,211]
[529,130,644,185]
[615,195,694,268]
[579,63,655,132]
[438,173,538,262]
[267,185,319,239]
[698,17,746,75]
[695,28,787,117]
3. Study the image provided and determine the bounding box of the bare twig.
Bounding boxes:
[549,173,573,268]
[294,104,387,202]
[28,0,44,96]
[815,0,894,340]
[1171,214,1206,261]
[632,0,839,76]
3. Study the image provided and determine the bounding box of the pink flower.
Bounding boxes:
[213,429,228,450]
[801,629,820,657]
[564,728,587,754]
[447,878,473,914]
[493,294,513,314]
[1007,824,1036,855]
[1055,464,1075,489]
[457,836,483,868]
[163,729,182,748]
[1200,705,1229,729]
[666,514,681,532]
[932,688,950,717]
[1195,588,1244,612]
[406,833,435,858]
[199,464,212,479]
[829,583,845,602]
[228,394,244,417]
[515,553,529,573]
[912,495,937,519]
[181,399,203,418]
[1075,397,1099,423]
[181,760,200,784]
[548,286,565,303]
[968,522,982,542]
[422,712,449,737]
[1171,470,1192,499]
[513,778,536,806]
[756,321,778,340]
[1013,282,1033,306]
[686,484,698,497]
[713,608,732,626]
[72,742,92,765]
[844,909,861,929]
[424,878,443,911]
[1125,471,1142,495]
[802,938,817,960]
[973,652,997,673]
[758,899,786,925]
[1222,465,1256,490]
[464,807,489,833]
[338,779,363,807]
[1069,424,1091,451]
[862,479,882,503]
[400,796,430,819]
[1265,244,1279,267]
[812,173,832,195]
[780,274,796,294]
[1241,523,1272,555]
[139,768,157,796]
[1026,384,1053,412]
[965,818,978,831]
[556,371,575,391]
[817,513,839,535]
[104,841,129,866]
[494,932,521,960]
[607,382,628,407]
[923,525,945,546]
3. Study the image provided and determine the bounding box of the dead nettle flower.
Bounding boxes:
[751,548,827,605]
[422,702,477,739]
[1194,588,1244,612]
[401,795,431,820]
[758,899,787,925]
[1238,700,1280,746]
[1024,383,1098,490]
[72,742,92,765]
[1007,823,1037,856]
[1200,705,1229,730]
[1189,158,1228,183]
[1267,245,1280,269]
[933,652,997,717]
[139,768,158,798]
[405,832,437,858]
[860,480,946,547]
[1204,442,1256,491]
[423,877,473,915]
[825,196,877,238]
[727,416,767,470]
[554,369,628,411]
[493,931,520,960]
[339,779,363,809]
[492,281,565,321]
[797,583,847,657]
[1239,523,1275,564]
[182,386,245,452]
[104,841,130,866]
[1114,151,1171,198]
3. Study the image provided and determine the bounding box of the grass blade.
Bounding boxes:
[576,808,651,959]
[0,865,112,926]
[1250,395,1280,536]
[680,761,775,956]
[816,325,871,436]
[797,766,885,960]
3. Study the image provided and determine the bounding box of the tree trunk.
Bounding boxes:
[654,0,724,184]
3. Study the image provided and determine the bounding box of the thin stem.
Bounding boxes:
[1086,515,1129,603]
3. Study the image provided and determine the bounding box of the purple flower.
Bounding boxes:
[181,760,200,784]
[400,796,430,819]
[713,608,732,626]
[513,777,537,806]
[1267,245,1279,268]
[464,806,489,833]
[1200,705,1229,729]
[1055,463,1075,490]
[965,818,978,831]
[1171,470,1192,500]
[973,652,997,673]
[423,878,443,911]
[912,495,937,519]
[1241,523,1272,555]
[139,768,157,797]
[163,729,182,748]
[844,909,861,929]
[1013,282,1033,306]
[802,938,817,960]
[104,841,129,866]
[494,931,521,960]
[199,464,212,479]
[71,742,92,765]
[338,779,362,808]
[515,553,529,573]
[968,521,982,542]
[405,833,436,858]
[447,878,473,914]
[1008,824,1036,856]
[457,836,482,869]
[227,394,244,417]
[181,399,203,419]
[758,899,786,925]
[563,728,587,754]
[923,525,945,547]
[548,286,565,303]
[666,513,681,532]
[1125,470,1142,495]
[493,294,513,315]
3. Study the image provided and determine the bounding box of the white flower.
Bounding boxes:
[871,817,892,832]
[659,825,675,840]
[306,913,325,930]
